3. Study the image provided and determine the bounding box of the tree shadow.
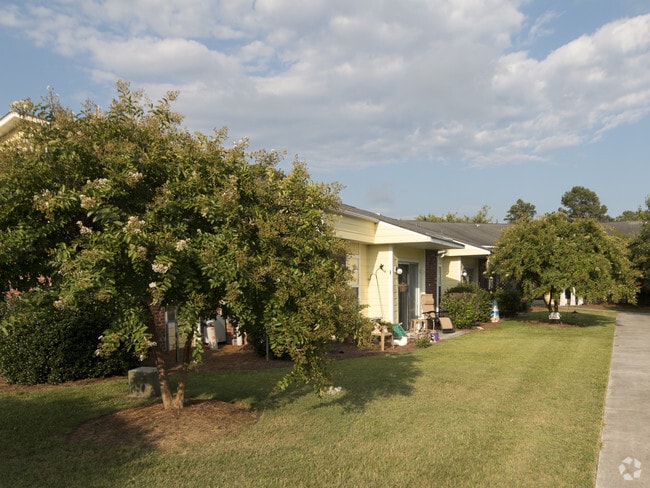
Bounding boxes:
[317,352,423,413]
[190,350,424,415]
[519,309,615,327]
[0,387,159,487]
[0,348,424,485]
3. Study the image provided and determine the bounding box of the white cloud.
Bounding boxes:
[4,1,650,172]
[0,5,22,28]
[490,13,650,156]
[526,9,561,43]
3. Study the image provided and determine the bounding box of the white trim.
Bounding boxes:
[387,246,395,322]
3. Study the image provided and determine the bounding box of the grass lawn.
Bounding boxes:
[0,311,615,487]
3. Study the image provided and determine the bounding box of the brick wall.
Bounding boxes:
[425,250,438,295]
[149,304,168,350]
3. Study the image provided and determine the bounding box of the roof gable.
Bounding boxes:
[337,204,463,249]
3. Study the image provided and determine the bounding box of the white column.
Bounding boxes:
[387,245,396,323]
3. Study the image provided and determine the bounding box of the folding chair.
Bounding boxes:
[421,293,436,331]
[439,316,455,332]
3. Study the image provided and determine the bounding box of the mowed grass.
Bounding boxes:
[0,311,615,487]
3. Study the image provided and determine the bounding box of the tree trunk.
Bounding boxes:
[147,303,175,410]
[146,303,196,411]
[153,346,174,410]
[545,287,557,314]
[171,328,196,410]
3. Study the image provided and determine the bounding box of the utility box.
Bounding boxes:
[128,366,161,398]
[214,315,227,342]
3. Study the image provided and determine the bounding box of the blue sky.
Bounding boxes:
[1,0,649,221]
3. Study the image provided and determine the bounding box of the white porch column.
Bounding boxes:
[387,245,396,323]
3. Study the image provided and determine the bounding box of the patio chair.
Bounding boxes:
[421,293,436,330]
[439,316,454,332]
[421,293,435,317]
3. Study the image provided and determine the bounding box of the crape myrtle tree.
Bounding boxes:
[488,212,638,314]
[0,83,365,409]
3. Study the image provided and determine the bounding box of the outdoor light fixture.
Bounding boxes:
[395,267,403,275]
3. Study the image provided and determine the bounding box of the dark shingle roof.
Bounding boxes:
[341,203,643,251]
[403,221,509,249]
[603,221,643,236]
[408,220,643,249]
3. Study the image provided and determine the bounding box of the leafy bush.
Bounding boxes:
[494,288,528,317]
[0,290,138,385]
[415,337,432,348]
[441,284,492,329]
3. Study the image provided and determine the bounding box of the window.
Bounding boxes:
[165,306,178,352]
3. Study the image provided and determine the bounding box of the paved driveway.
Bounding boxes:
[595,312,650,487]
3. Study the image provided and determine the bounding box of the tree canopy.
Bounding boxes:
[615,205,649,222]
[629,197,650,301]
[0,83,365,408]
[559,186,610,221]
[504,199,536,222]
[488,212,638,312]
[417,205,495,223]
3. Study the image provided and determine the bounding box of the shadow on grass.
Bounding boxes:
[0,385,158,487]
[185,349,424,415]
[271,353,423,414]
[0,348,424,485]
[320,352,423,412]
[518,309,615,327]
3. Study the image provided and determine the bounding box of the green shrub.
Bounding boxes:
[441,284,492,329]
[415,337,432,348]
[494,288,528,317]
[0,290,138,385]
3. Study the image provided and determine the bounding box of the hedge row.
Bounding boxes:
[0,290,137,385]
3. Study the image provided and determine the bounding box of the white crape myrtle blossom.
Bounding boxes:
[86,178,109,189]
[151,262,170,274]
[79,194,99,210]
[76,220,92,235]
[175,239,189,252]
[127,171,144,183]
[122,216,146,234]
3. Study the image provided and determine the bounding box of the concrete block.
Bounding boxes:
[128,366,161,398]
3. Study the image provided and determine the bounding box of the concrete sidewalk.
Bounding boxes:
[595,312,650,487]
